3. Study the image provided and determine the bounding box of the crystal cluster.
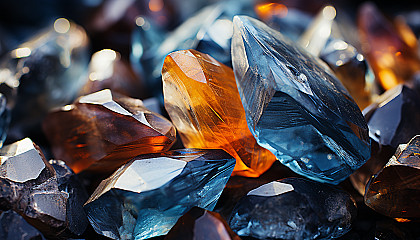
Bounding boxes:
[365,135,420,220]
[0,210,46,240]
[162,49,276,177]
[84,149,235,239]
[229,178,357,239]
[0,138,88,238]
[232,15,371,184]
[43,89,176,173]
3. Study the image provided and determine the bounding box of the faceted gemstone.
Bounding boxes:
[0,18,89,140]
[140,1,254,97]
[365,135,420,220]
[84,149,235,239]
[363,84,420,149]
[254,2,312,41]
[358,3,420,91]
[79,49,147,99]
[43,89,176,173]
[0,210,46,240]
[299,6,373,109]
[0,93,11,147]
[229,178,357,239]
[162,49,275,177]
[165,207,241,240]
[232,15,371,184]
[0,138,89,238]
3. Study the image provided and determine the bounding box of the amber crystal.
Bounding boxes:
[162,49,276,177]
[43,89,176,173]
[358,3,420,91]
[365,135,420,220]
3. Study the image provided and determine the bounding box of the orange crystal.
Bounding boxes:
[358,3,420,91]
[43,89,176,173]
[162,49,276,177]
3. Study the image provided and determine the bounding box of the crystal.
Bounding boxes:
[365,135,420,220]
[229,178,357,239]
[84,148,235,239]
[140,1,253,97]
[0,210,46,240]
[43,89,176,173]
[254,2,312,41]
[162,49,276,177]
[165,207,241,240]
[79,49,147,99]
[0,93,11,147]
[0,138,88,238]
[232,15,371,184]
[299,6,373,109]
[358,3,420,91]
[0,18,89,139]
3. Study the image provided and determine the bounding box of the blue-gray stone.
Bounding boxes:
[231,15,371,184]
[84,149,235,240]
[0,93,11,147]
[0,210,46,240]
[229,178,357,240]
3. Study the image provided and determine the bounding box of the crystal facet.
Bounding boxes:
[84,149,235,239]
[0,93,11,147]
[162,49,276,177]
[0,18,89,139]
[43,89,176,173]
[165,207,241,240]
[358,3,420,91]
[0,210,46,240]
[229,178,357,239]
[232,15,371,184]
[0,138,88,238]
[365,135,420,220]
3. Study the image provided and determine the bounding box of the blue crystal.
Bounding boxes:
[231,16,371,184]
[84,149,235,239]
[229,178,357,239]
[0,210,46,240]
[0,93,11,147]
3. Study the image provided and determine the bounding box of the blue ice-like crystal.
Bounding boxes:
[84,149,235,240]
[231,16,371,184]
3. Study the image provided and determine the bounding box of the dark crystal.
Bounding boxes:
[0,210,46,240]
[84,149,235,239]
[229,178,357,239]
[165,207,241,240]
[0,93,11,147]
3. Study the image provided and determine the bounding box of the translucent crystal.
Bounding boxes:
[365,135,420,220]
[0,138,88,238]
[84,149,235,239]
[165,207,241,240]
[43,89,176,173]
[232,15,371,184]
[162,49,276,177]
[229,178,357,239]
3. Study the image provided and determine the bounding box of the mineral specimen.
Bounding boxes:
[0,210,46,240]
[165,207,241,240]
[43,89,176,173]
[0,93,10,147]
[162,49,276,177]
[365,135,420,220]
[84,149,235,239]
[79,49,147,99]
[0,138,88,238]
[229,178,357,239]
[0,18,89,138]
[232,15,371,184]
[358,3,420,91]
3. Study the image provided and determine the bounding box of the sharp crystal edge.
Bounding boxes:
[231,15,371,184]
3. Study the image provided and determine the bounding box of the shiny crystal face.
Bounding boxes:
[231,15,371,184]
[43,89,176,173]
[84,148,235,239]
[229,178,357,239]
[365,135,420,220]
[162,49,276,177]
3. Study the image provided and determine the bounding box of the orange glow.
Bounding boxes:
[395,17,418,50]
[149,0,164,12]
[255,3,288,21]
[394,218,411,223]
[378,69,398,90]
